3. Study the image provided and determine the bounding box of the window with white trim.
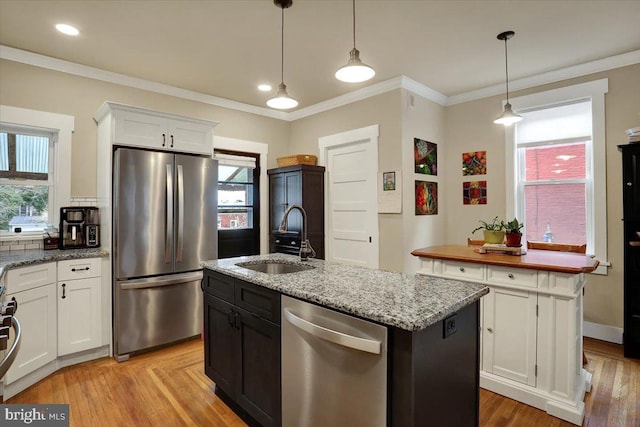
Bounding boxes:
[506,79,608,274]
[1,105,73,239]
[0,126,55,232]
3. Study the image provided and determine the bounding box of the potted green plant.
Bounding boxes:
[472,216,505,244]
[504,218,524,247]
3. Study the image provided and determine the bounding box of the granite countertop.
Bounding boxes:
[0,248,108,282]
[202,253,489,332]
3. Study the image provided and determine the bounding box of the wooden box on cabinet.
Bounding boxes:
[268,164,325,259]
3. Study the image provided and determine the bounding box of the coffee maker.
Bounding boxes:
[59,207,100,249]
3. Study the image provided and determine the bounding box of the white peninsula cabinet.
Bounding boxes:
[57,258,102,356]
[96,102,216,155]
[3,263,57,386]
[411,245,599,426]
[2,256,107,400]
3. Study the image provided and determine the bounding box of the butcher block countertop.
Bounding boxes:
[411,245,599,274]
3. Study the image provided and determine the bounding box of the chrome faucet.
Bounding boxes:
[279,204,316,261]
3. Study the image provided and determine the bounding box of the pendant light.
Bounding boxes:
[267,0,298,109]
[494,31,522,126]
[335,0,375,83]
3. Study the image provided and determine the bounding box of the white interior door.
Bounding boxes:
[319,125,379,268]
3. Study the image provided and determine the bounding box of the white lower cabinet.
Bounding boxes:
[4,262,58,385]
[420,258,591,425]
[57,259,102,356]
[482,286,537,386]
[2,257,105,400]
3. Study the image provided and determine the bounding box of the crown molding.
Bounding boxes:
[2,45,638,120]
[447,50,640,106]
[289,76,448,121]
[0,45,289,121]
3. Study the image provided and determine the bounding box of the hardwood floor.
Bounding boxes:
[6,338,639,426]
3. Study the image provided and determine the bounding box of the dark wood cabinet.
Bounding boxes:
[268,164,325,259]
[203,271,281,426]
[619,143,640,358]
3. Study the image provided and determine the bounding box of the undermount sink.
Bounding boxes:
[236,261,314,275]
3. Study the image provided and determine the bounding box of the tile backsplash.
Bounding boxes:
[0,197,98,251]
[69,197,98,207]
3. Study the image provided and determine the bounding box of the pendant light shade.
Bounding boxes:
[267,82,298,109]
[335,0,375,83]
[268,0,298,110]
[494,30,522,126]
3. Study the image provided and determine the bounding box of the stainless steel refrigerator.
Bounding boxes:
[113,147,217,361]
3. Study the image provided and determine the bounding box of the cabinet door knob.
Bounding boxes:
[71,267,90,272]
[170,135,174,148]
[508,273,515,279]
[487,327,493,333]
[61,283,66,299]
[162,133,166,147]
[459,267,465,272]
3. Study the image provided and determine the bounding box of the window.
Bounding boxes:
[516,101,590,245]
[506,79,608,274]
[0,105,73,239]
[0,127,54,232]
[215,153,257,230]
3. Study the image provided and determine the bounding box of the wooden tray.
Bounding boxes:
[475,243,526,256]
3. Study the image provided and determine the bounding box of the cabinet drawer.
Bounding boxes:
[204,271,235,303]
[543,272,584,293]
[6,262,56,293]
[487,265,538,289]
[440,260,485,281]
[235,280,281,325]
[58,258,101,281]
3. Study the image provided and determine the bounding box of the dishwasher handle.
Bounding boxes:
[284,308,381,354]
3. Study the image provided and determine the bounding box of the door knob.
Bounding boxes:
[487,327,493,333]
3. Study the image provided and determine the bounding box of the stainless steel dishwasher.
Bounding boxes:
[282,295,387,426]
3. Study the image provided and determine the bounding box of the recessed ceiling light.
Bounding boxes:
[56,24,79,36]
[258,84,272,92]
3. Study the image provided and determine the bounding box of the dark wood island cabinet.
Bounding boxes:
[203,270,281,427]
[201,256,487,427]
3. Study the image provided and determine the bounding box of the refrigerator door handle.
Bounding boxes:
[165,164,174,264]
[177,164,184,263]
[118,271,204,290]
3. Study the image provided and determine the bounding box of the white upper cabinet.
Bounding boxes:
[97,102,217,155]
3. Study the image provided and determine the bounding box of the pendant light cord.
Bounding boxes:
[280,7,284,83]
[352,0,356,49]
[504,37,510,103]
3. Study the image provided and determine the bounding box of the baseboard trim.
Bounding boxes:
[583,321,623,344]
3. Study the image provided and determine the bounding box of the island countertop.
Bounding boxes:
[202,253,489,332]
[411,245,599,274]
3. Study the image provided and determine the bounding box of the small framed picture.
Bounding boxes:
[383,171,396,191]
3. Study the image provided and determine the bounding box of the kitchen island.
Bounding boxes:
[202,254,489,427]
[411,245,599,425]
